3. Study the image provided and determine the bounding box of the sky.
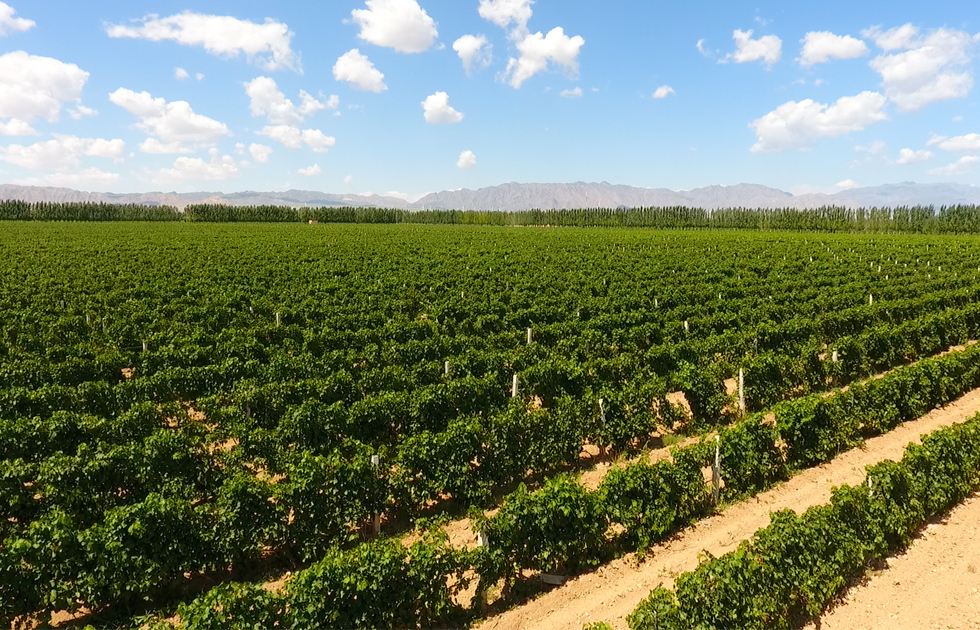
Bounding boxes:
[0,0,978,199]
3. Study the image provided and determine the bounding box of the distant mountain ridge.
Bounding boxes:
[2,181,979,212]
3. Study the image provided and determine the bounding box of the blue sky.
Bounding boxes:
[0,0,978,198]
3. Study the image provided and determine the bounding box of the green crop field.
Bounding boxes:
[4,220,980,628]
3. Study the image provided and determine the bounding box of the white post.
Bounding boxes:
[512,373,519,398]
[832,349,839,363]
[276,312,281,327]
[599,398,607,458]
[869,294,874,306]
[477,531,488,548]
[684,320,690,333]
[654,298,659,309]
[527,327,533,345]
[712,435,721,505]
[371,455,381,535]
[444,360,450,376]
[738,368,746,414]
[142,340,148,352]
[86,314,91,325]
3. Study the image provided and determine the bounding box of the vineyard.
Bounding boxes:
[3,220,980,628]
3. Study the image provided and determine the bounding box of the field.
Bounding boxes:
[3,221,980,629]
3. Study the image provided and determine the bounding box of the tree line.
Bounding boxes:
[5,199,980,233]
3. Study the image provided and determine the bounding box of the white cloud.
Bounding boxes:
[855,139,887,155]
[421,91,464,124]
[799,31,869,66]
[175,67,190,80]
[245,76,334,125]
[249,143,272,163]
[561,87,583,98]
[344,174,353,185]
[696,38,711,57]
[300,129,336,153]
[862,24,920,51]
[257,125,336,153]
[0,2,33,36]
[154,149,240,182]
[503,27,585,89]
[350,0,437,54]
[895,148,934,164]
[16,168,121,189]
[298,164,321,176]
[836,179,858,188]
[928,155,979,176]
[106,12,300,72]
[930,133,980,152]
[195,72,205,81]
[867,27,977,112]
[0,118,35,135]
[653,85,675,99]
[478,0,533,34]
[0,134,125,170]
[139,138,193,154]
[457,149,477,168]
[454,34,492,75]
[750,91,888,152]
[109,87,230,145]
[69,104,98,120]
[724,29,782,68]
[0,51,90,127]
[333,49,387,92]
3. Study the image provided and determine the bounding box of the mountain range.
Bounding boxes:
[2,181,979,212]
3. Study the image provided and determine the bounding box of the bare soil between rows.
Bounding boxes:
[475,387,980,630]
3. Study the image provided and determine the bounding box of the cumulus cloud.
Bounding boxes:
[106,12,300,72]
[862,24,920,51]
[333,49,387,92]
[866,26,977,111]
[928,155,979,176]
[799,31,868,66]
[0,2,34,36]
[139,138,194,154]
[257,125,336,153]
[345,174,353,185]
[724,29,782,68]
[0,118,36,136]
[0,134,125,170]
[0,51,90,130]
[503,27,584,89]
[750,91,888,152]
[154,148,240,182]
[836,179,858,188]
[298,164,321,176]
[110,88,231,147]
[69,104,98,120]
[478,0,533,35]
[895,148,934,164]
[653,85,675,99]
[561,87,583,98]
[454,34,492,75]
[350,0,438,54]
[16,168,121,190]
[457,150,477,168]
[175,67,190,80]
[245,76,335,125]
[249,143,272,163]
[929,133,980,152]
[421,91,463,124]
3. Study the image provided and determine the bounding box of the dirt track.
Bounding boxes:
[475,388,980,630]
[804,492,980,630]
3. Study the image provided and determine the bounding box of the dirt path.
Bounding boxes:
[475,387,980,630]
[804,492,980,630]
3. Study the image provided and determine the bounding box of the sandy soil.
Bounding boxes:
[475,387,980,630]
[805,493,980,630]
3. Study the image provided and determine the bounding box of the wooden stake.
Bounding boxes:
[444,360,450,376]
[371,455,381,535]
[276,312,281,327]
[527,327,533,345]
[738,368,746,414]
[512,374,519,398]
[712,435,721,505]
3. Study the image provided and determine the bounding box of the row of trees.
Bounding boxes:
[6,199,980,233]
